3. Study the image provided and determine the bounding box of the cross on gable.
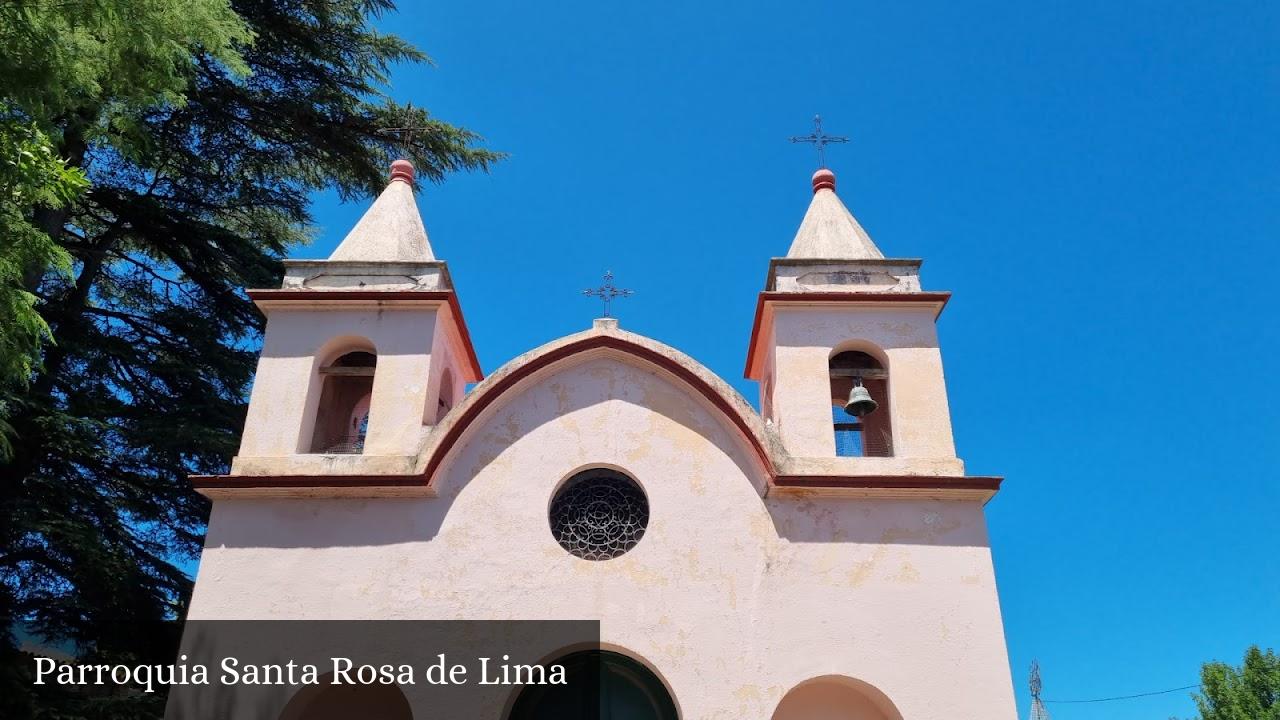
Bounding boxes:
[582,271,633,318]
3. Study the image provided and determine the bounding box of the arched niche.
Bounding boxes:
[507,649,678,720]
[771,675,903,720]
[277,680,413,720]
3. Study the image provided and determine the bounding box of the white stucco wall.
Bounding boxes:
[192,353,1016,719]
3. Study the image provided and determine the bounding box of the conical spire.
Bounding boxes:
[785,168,883,260]
[328,160,436,262]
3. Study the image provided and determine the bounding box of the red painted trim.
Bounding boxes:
[246,289,483,381]
[772,475,1002,492]
[743,291,952,379]
[192,472,1002,494]
[757,291,953,306]
[191,474,423,489]
[192,471,1002,495]
[743,294,771,380]
[248,290,450,301]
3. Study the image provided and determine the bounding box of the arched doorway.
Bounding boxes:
[771,675,903,720]
[508,650,677,720]
[277,680,413,720]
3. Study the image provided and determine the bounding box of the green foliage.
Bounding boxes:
[1190,646,1280,720]
[0,118,87,460]
[0,0,251,153]
[0,0,249,457]
[0,0,499,716]
[0,118,86,382]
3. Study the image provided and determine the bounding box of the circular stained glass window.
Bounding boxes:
[549,469,649,561]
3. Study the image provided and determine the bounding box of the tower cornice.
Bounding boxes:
[245,288,483,382]
[743,291,952,380]
[763,256,925,294]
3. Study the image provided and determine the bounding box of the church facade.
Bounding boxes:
[189,159,1018,719]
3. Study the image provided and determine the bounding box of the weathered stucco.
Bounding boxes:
[192,351,1017,718]
[762,304,960,472]
[785,169,884,260]
[281,260,450,292]
[239,307,435,458]
[327,166,435,263]
[232,297,474,477]
[766,258,923,294]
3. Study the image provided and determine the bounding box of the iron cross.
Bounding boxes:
[789,114,849,168]
[377,103,434,146]
[583,271,633,318]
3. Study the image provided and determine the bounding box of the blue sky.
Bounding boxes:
[299,1,1280,717]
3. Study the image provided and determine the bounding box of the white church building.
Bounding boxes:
[189,158,1019,719]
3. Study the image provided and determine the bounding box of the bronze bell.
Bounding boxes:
[844,381,878,417]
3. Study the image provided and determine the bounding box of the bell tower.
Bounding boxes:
[746,168,969,480]
[230,160,482,477]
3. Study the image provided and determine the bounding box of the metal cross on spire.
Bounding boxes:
[582,271,633,318]
[376,103,434,148]
[789,114,849,168]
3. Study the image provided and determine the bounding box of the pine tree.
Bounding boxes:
[0,0,251,410]
[0,1,498,714]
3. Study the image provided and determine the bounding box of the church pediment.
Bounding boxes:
[418,321,777,498]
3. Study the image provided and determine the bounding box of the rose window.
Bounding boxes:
[549,469,648,561]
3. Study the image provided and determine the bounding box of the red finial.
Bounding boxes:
[812,168,836,193]
[389,159,415,185]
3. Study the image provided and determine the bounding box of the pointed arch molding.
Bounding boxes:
[192,325,1001,500]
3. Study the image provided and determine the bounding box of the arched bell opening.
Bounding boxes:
[506,649,678,720]
[829,350,893,457]
[308,349,376,454]
[435,367,456,422]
